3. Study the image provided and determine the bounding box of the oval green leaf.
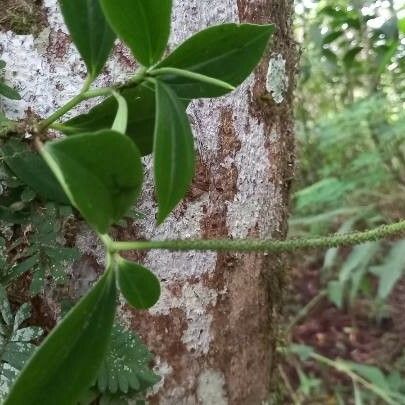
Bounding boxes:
[40,130,143,234]
[117,258,160,310]
[63,85,156,156]
[100,0,172,66]
[60,0,115,79]
[1,140,69,205]
[154,80,195,224]
[5,269,117,405]
[156,23,275,99]
[0,82,21,100]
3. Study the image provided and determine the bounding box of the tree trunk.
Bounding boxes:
[1,0,296,403]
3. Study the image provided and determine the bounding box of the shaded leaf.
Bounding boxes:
[0,83,21,101]
[289,344,315,361]
[12,304,31,332]
[117,259,160,310]
[60,0,115,78]
[95,324,160,395]
[344,362,389,391]
[41,130,143,234]
[343,47,363,69]
[100,0,172,66]
[4,255,40,284]
[327,281,344,309]
[339,242,379,284]
[154,80,195,223]
[5,269,117,405]
[0,286,12,326]
[156,23,274,98]
[1,140,69,205]
[370,240,405,299]
[63,85,155,156]
[322,48,338,64]
[322,30,344,45]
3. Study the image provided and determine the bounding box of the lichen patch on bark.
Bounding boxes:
[266,54,289,104]
[197,370,228,405]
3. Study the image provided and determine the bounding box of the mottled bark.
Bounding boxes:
[0,0,296,403]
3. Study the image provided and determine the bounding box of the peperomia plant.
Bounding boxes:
[1,1,405,403]
[2,0,274,403]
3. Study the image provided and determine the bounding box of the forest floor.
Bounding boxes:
[281,252,405,403]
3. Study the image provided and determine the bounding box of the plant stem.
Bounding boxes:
[99,234,114,253]
[112,219,405,253]
[278,365,301,405]
[38,67,148,131]
[309,352,397,405]
[286,290,327,334]
[82,87,114,99]
[38,76,93,131]
[149,67,235,91]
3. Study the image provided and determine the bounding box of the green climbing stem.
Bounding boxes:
[112,219,405,253]
[38,68,147,131]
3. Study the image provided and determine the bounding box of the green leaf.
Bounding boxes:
[5,255,40,284]
[59,0,115,79]
[0,298,44,402]
[5,269,117,405]
[95,324,160,395]
[100,0,172,66]
[117,258,160,310]
[63,85,155,156]
[1,140,69,205]
[370,240,405,300]
[12,304,31,332]
[40,130,143,234]
[339,242,379,284]
[327,280,344,308]
[29,267,45,297]
[288,344,315,361]
[399,18,405,34]
[0,286,13,326]
[343,47,363,69]
[0,82,21,100]
[0,207,29,225]
[322,30,344,45]
[344,362,389,391]
[156,23,274,99]
[154,80,195,223]
[322,48,338,64]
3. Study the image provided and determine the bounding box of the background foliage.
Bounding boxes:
[282,0,405,403]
